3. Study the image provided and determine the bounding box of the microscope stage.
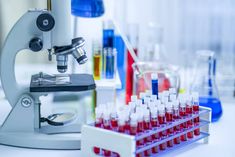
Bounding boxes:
[30,73,96,92]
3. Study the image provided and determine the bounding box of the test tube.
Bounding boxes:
[104,48,117,79]
[150,107,159,154]
[110,108,118,131]
[192,92,200,136]
[92,40,102,80]
[118,113,125,133]
[158,105,167,150]
[186,95,194,139]
[102,110,111,156]
[173,100,180,144]
[136,108,144,147]
[166,102,174,147]
[151,73,159,98]
[94,107,103,155]
[179,97,187,141]
[143,109,151,156]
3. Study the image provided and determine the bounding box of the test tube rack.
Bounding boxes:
[81,106,211,157]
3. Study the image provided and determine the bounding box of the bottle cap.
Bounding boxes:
[158,105,165,114]
[169,94,176,102]
[169,88,177,94]
[144,97,150,105]
[150,107,158,118]
[130,113,138,125]
[139,92,146,99]
[131,95,138,102]
[150,95,157,101]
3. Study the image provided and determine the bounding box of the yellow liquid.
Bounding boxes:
[93,54,101,80]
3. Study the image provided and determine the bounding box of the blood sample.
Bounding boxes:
[136,110,144,147]
[179,97,187,141]
[192,92,200,136]
[173,100,180,144]
[103,110,111,156]
[142,109,151,156]
[150,108,159,154]
[166,102,174,147]
[110,108,118,131]
[186,95,194,139]
[94,108,103,155]
[158,105,167,150]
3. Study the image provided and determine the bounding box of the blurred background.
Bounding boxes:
[0,0,235,100]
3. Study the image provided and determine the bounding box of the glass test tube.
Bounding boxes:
[92,41,102,80]
[104,48,117,79]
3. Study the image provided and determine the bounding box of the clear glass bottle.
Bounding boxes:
[190,50,222,122]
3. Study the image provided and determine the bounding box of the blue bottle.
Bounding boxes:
[151,73,158,98]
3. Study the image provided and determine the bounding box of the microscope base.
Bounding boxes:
[0,130,81,150]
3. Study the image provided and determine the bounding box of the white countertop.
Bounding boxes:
[0,96,234,157]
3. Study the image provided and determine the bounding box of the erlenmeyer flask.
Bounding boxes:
[191,50,222,122]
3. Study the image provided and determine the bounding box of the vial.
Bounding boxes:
[110,108,118,131]
[118,114,125,133]
[143,109,151,141]
[192,92,200,136]
[158,105,167,150]
[179,97,187,141]
[151,73,159,98]
[104,48,117,79]
[136,109,144,147]
[173,100,181,144]
[186,95,194,139]
[102,110,111,156]
[92,40,102,80]
[94,108,103,155]
[131,95,138,102]
[166,102,174,147]
[150,107,159,154]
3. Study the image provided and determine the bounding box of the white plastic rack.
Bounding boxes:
[81,106,211,157]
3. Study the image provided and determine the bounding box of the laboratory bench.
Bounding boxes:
[0,93,234,157]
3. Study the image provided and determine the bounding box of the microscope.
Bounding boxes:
[0,0,95,149]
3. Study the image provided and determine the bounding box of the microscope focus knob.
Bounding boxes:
[29,37,43,52]
[36,13,55,32]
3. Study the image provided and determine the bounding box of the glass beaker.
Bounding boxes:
[132,62,180,97]
[190,50,222,122]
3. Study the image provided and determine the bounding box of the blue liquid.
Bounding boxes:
[105,55,115,79]
[71,0,105,17]
[199,97,222,122]
[103,29,114,48]
[152,80,158,98]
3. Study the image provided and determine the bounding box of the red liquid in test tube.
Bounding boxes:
[143,110,151,156]
[150,108,159,154]
[186,99,194,139]
[94,108,103,155]
[192,93,200,136]
[173,101,181,144]
[137,113,144,147]
[103,111,111,156]
[166,103,174,147]
[158,106,167,151]
[179,101,187,142]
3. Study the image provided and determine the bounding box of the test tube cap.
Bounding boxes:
[169,88,177,94]
[151,73,158,80]
[150,95,157,101]
[139,92,146,99]
[170,94,177,101]
[131,95,138,102]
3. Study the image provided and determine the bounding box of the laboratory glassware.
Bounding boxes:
[71,0,104,17]
[190,50,222,122]
[132,62,180,98]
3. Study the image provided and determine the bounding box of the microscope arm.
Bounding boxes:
[0,10,51,107]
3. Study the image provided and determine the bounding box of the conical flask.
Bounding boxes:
[191,50,222,122]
